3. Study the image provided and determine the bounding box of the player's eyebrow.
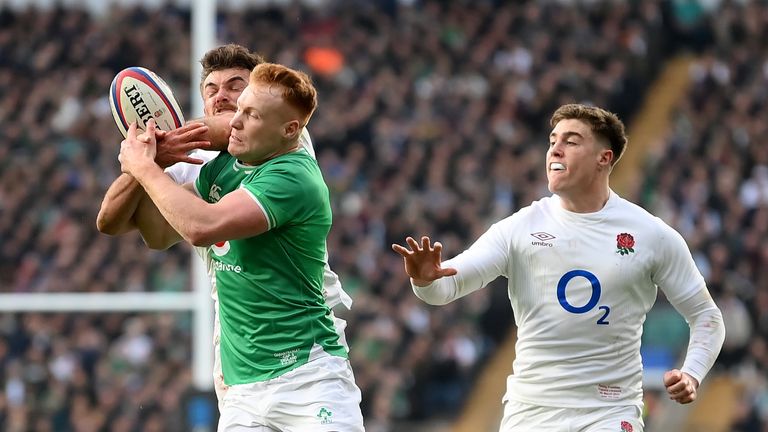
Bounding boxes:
[549,131,584,140]
[204,75,247,90]
[235,100,261,117]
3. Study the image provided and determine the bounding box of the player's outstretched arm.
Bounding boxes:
[96,122,210,236]
[391,236,458,286]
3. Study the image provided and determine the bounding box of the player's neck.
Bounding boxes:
[558,186,611,213]
[241,142,300,166]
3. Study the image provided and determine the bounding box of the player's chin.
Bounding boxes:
[546,178,561,194]
[227,140,241,155]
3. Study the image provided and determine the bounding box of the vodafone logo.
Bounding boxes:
[211,241,230,256]
[210,241,242,273]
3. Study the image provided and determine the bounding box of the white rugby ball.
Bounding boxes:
[109,66,185,138]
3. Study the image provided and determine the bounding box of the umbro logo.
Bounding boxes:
[530,232,555,247]
[531,232,556,241]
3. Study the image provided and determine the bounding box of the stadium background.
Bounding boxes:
[0,0,764,431]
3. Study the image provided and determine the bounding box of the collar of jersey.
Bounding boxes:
[232,148,308,171]
[553,189,616,225]
[232,158,259,172]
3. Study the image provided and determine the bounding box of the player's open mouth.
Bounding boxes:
[549,162,565,171]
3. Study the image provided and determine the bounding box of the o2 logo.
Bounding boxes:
[557,270,610,325]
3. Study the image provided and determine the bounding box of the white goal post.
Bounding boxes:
[0,292,196,312]
[0,285,214,392]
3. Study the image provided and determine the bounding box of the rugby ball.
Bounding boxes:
[109,66,185,138]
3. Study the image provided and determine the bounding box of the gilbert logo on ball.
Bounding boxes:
[109,66,185,138]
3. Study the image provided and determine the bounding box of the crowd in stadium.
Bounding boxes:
[0,0,765,430]
[638,2,768,428]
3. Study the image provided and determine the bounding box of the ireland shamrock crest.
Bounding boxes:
[616,233,635,255]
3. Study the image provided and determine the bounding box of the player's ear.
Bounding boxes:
[283,119,300,140]
[598,148,613,168]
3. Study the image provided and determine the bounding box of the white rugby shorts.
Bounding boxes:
[500,399,643,432]
[218,355,364,432]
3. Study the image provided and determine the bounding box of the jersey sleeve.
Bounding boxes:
[241,158,327,230]
[651,221,707,303]
[671,288,725,384]
[652,219,725,384]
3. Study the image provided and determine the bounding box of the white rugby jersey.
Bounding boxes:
[413,191,724,408]
[165,128,352,310]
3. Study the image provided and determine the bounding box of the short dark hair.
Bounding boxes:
[550,104,628,166]
[199,44,264,90]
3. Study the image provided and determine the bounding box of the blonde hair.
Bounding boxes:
[249,63,317,127]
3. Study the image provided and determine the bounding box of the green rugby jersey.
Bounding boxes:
[195,149,346,384]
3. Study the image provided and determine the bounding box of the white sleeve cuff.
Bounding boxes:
[411,279,456,306]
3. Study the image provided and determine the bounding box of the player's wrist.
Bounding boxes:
[132,161,164,183]
[411,278,434,287]
[683,372,700,389]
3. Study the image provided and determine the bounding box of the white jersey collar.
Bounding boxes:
[553,189,618,224]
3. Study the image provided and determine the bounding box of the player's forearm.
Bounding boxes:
[199,114,233,151]
[675,289,726,384]
[134,165,219,246]
[133,193,182,249]
[96,173,145,235]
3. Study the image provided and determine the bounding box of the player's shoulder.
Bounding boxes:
[611,193,663,222]
[197,152,239,183]
[489,195,555,232]
[266,149,317,170]
[516,195,558,220]
[204,151,235,171]
[166,150,223,183]
[248,151,322,188]
[190,149,220,164]
[610,192,679,238]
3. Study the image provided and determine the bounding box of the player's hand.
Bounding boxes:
[391,236,457,286]
[154,122,211,168]
[663,369,699,404]
[119,120,159,177]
